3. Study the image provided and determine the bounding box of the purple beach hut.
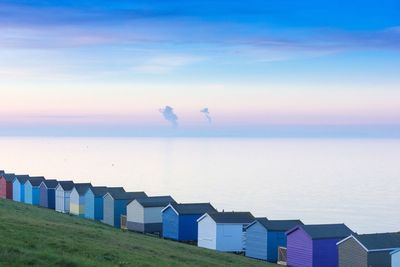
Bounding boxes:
[39,180,59,209]
[286,224,353,267]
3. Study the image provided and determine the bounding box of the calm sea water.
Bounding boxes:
[0,137,399,233]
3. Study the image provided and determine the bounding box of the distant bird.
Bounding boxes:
[200,108,212,124]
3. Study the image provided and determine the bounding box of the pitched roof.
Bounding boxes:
[206,212,255,224]
[134,196,175,207]
[57,181,75,191]
[73,183,92,195]
[29,176,45,179]
[353,233,400,251]
[289,224,353,240]
[89,186,108,197]
[252,217,303,232]
[167,203,217,215]
[27,177,45,186]
[109,191,147,200]
[391,248,400,255]
[89,186,125,197]
[107,187,125,195]
[42,179,59,188]
[1,173,15,182]
[14,175,30,184]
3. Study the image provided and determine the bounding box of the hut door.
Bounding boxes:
[121,215,127,230]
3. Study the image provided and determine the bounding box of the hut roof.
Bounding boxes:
[73,183,92,195]
[14,175,30,184]
[251,217,303,232]
[110,191,147,200]
[1,173,16,182]
[42,179,58,188]
[106,187,125,196]
[89,186,108,197]
[206,212,255,224]
[288,224,353,240]
[58,181,75,191]
[28,177,45,186]
[90,186,125,197]
[134,196,175,207]
[391,249,400,255]
[166,203,217,215]
[352,233,400,251]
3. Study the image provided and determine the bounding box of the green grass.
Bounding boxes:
[0,199,278,267]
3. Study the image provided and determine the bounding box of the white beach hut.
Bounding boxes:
[197,211,254,252]
[55,181,74,213]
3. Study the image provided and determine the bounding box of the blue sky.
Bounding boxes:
[0,0,399,136]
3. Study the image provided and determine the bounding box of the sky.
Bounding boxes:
[0,0,399,137]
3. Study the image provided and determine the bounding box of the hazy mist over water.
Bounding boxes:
[1,137,399,233]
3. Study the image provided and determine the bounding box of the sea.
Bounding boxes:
[1,137,399,234]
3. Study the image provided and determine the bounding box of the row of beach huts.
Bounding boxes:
[1,170,400,267]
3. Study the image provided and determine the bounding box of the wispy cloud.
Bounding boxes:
[1,1,399,57]
[132,55,204,73]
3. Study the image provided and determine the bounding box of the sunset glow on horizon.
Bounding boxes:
[1,1,399,136]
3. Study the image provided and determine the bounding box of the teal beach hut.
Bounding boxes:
[84,186,125,221]
[12,175,30,202]
[24,177,45,205]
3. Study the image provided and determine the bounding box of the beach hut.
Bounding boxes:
[197,211,255,252]
[39,179,58,209]
[161,202,217,241]
[24,177,45,205]
[0,173,15,199]
[126,196,175,234]
[69,183,92,217]
[84,186,125,221]
[337,232,400,267]
[245,217,303,262]
[55,181,74,213]
[12,175,30,202]
[391,249,400,267]
[286,224,353,267]
[102,191,147,228]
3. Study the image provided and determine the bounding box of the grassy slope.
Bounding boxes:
[0,199,278,267]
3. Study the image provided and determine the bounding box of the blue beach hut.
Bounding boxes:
[70,183,92,217]
[392,249,400,267]
[84,186,125,221]
[245,217,303,262]
[84,186,108,220]
[162,203,217,241]
[12,175,30,202]
[24,177,45,205]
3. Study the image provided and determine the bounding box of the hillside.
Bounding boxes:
[0,199,277,267]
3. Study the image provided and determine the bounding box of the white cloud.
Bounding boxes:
[132,55,204,74]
